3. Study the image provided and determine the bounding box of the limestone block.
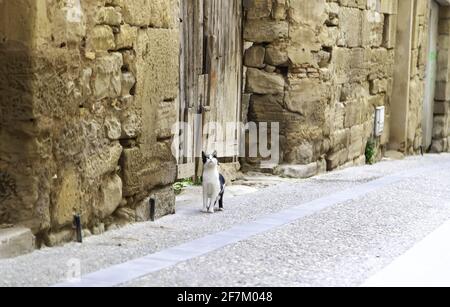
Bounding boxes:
[329,102,344,131]
[244,0,273,19]
[265,65,276,73]
[380,0,398,14]
[219,162,242,183]
[370,79,388,94]
[265,42,289,66]
[368,95,385,111]
[44,2,86,46]
[84,142,123,179]
[52,168,82,228]
[135,198,151,222]
[435,81,450,101]
[121,147,177,197]
[274,162,320,179]
[114,207,136,222]
[289,25,321,52]
[244,19,289,43]
[284,143,314,164]
[96,7,122,26]
[333,48,370,84]
[331,129,350,149]
[134,29,179,102]
[434,101,450,115]
[362,10,384,47]
[439,18,450,35]
[156,99,178,139]
[339,0,366,9]
[272,0,287,20]
[246,68,285,94]
[431,138,448,153]
[338,7,362,48]
[118,0,178,28]
[344,102,362,128]
[151,186,176,218]
[369,48,392,78]
[94,52,123,100]
[121,112,141,139]
[285,79,330,117]
[0,227,35,259]
[287,45,315,67]
[104,116,122,140]
[326,149,349,170]
[383,14,397,49]
[349,124,364,160]
[88,25,115,51]
[244,45,266,68]
[289,0,327,25]
[248,94,287,123]
[433,115,448,139]
[115,24,138,50]
[121,72,136,97]
[80,68,92,99]
[100,175,123,218]
[46,230,74,247]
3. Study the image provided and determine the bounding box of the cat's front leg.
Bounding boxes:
[202,188,208,213]
[207,197,215,213]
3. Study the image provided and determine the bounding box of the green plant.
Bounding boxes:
[365,139,376,165]
[173,177,202,195]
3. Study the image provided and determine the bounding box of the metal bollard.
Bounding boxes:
[73,214,83,243]
[149,198,156,222]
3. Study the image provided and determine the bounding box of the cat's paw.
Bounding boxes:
[208,208,215,214]
[201,209,208,213]
[218,208,224,212]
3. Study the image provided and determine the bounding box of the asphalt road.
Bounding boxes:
[1,154,450,287]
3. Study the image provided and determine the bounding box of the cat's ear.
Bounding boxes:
[202,151,207,164]
[212,150,218,158]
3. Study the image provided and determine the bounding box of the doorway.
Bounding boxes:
[177,0,243,179]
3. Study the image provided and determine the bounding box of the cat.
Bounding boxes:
[202,151,226,213]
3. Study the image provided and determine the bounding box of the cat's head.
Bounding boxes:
[202,151,219,169]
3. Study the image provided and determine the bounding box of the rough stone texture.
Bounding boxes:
[432,7,450,153]
[274,161,326,179]
[0,227,35,259]
[246,68,285,94]
[406,1,429,154]
[0,0,179,249]
[2,0,450,257]
[243,0,398,171]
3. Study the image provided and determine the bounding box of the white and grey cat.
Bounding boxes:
[202,151,226,213]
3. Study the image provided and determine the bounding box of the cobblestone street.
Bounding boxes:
[1,154,450,287]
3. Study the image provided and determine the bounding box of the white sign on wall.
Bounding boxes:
[375,106,385,137]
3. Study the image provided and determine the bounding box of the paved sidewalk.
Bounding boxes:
[362,219,450,287]
[1,154,450,287]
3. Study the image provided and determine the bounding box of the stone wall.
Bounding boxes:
[407,0,430,154]
[432,6,450,152]
[0,0,180,246]
[242,0,397,175]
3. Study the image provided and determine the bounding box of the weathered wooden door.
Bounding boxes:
[177,0,243,179]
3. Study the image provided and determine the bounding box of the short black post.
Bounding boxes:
[149,198,156,222]
[74,214,82,243]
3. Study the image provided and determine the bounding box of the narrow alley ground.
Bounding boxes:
[1,154,450,287]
